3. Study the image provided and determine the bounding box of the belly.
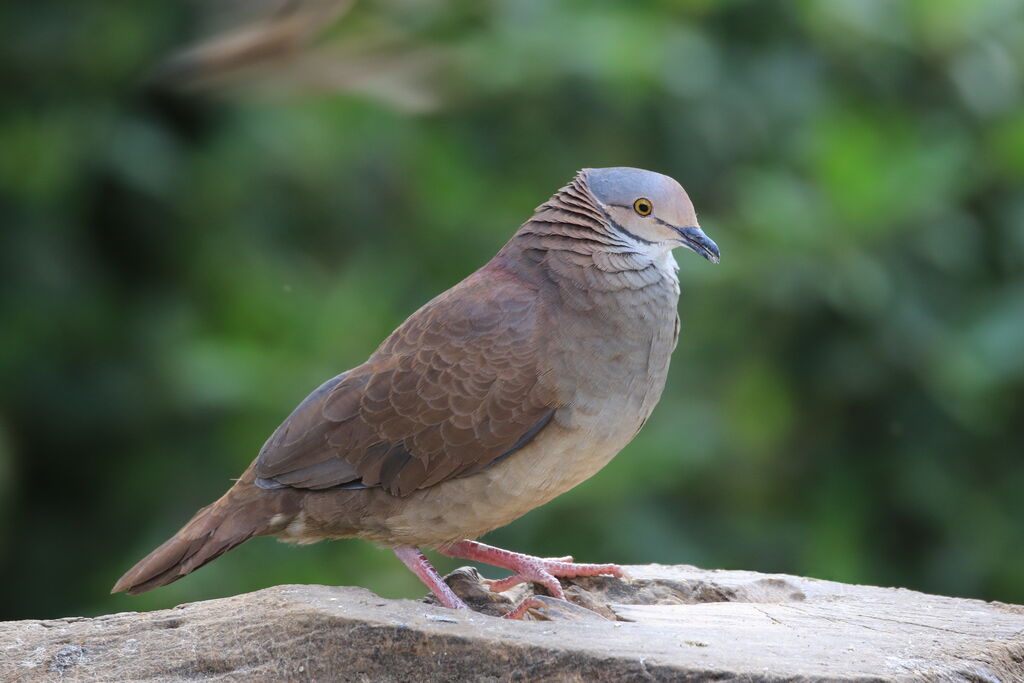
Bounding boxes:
[360,407,636,546]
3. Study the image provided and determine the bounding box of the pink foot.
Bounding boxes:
[438,540,623,601]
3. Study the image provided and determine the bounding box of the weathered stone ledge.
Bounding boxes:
[3,564,1023,681]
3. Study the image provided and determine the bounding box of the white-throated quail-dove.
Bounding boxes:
[113,167,720,618]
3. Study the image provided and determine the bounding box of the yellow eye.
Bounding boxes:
[633,198,653,216]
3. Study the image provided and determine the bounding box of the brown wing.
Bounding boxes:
[253,267,559,497]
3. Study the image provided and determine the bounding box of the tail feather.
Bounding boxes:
[112,485,286,595]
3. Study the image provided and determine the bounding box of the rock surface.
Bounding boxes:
[3,564,1023,681]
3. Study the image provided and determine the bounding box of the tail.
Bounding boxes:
[112,482,293,595]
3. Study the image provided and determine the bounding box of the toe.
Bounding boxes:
[483,575,527,593]
[502,597,547,620]
[536,571,566,600]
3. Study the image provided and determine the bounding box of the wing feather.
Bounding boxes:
[254,268,558,497]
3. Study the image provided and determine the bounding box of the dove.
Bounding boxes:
[113,167,720,618]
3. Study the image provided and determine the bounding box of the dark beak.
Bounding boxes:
[674,225,720,264]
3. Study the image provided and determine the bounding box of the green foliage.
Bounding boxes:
[2,0,1023,619]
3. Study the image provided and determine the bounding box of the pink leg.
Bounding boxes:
[438,540,623,601]
[393,546,468,611]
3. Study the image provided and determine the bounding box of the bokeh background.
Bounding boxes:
[3,0,1024,621]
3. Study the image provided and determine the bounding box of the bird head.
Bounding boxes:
[583,167,720,264]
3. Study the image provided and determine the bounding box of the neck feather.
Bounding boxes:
[495,174,679,294]
[513,172,637,257]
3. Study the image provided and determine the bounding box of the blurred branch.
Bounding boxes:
[150,0,444,112]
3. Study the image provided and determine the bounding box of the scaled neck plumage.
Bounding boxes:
[502,172,679,288]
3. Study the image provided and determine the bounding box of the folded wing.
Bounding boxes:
[253,270,558,497]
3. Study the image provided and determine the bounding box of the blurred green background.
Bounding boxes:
[3,0,1023,621]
